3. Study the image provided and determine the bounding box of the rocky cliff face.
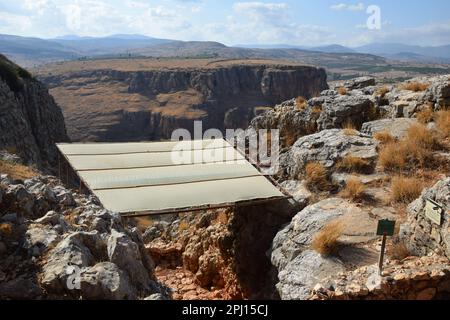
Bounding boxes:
[37,60,328,142]
[0,55,69,168]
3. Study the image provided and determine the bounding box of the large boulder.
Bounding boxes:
[362,118,418,139]
[343,77,376,90]
[316,92,375,130]
[279,129,378,180]
[271,198,347,271]
[401,177,450,258]
[276,250,345,300]
[79,262,136,300]
[422,75,450,111]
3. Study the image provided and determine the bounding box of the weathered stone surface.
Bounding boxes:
[279,129,378,179]
[107,229,152,292]
[310,254,450,300]
[361,118,418,139]
[343,77,376,90]
[277,250,345,300]
[79,262,136,300]
[0,55,69,168]
[271,198,347,271]
[23,225,60,256]
[401,177,450,258]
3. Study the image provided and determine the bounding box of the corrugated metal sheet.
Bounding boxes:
[57,139,284,214]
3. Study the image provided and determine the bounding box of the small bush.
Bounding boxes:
[337,87,348,95]
[436,110,450,138]
[340,178,367,201]
[312,220,344,256]
[391,176,423,203]
[178,221,190,232]
[337,155,372,174]
[342,122,358,136]
[0,223,13,237]
[379,142,407,171]
[0,160,37,180]
[374,131,395,144]
[389,241,411,261]
[376,86,390,98]
[305,162,330,191]
[400,82,429,92]
[295,96,307,111]
[406,124,439,149]
[416,107,434,124]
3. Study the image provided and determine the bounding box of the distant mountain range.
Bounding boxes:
[1,33,450,67]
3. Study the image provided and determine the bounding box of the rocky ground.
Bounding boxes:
[1,72,449,300]
[0,154,168,300]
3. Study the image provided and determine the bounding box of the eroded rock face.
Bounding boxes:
[0,173,167,300]
[279,129,378,180]
[401,177,450,258]
[38,63,328,142]
[0,55,69,168]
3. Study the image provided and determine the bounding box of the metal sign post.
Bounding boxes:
[376,219,396,275]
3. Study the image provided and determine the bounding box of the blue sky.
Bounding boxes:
[0,0,449,47]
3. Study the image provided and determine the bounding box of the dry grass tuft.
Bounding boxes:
[215,210,229,225]
[389,240,411,261]
[178,221,190,232]
[379,124,441,171]
[374,130,396,144]
[312,220,344,256]
[337,155,372,174]
[340,178,367,201]
[416,107,434,124]
[0,223,13,237]
[0,160,37,180]
[400,82,429,92]
[391,176,423,203]
[295,96,307,111]
[305,162,330,192]
[342,122,358,136]
[376,86,390,98]
[134,217,154,232]
[337,87,348,95]
[436,110,450,138]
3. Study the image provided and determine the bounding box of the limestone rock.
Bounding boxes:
[361,118,418,139]
[401,177,450,258]
[271,198,347,271]
[79,262,136,300]
[0,55,69,168]
[279,129,378,180]
[276,250,345,300]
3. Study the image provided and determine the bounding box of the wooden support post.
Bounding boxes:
[378,234,387,275]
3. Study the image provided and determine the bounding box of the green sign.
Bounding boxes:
[425,199,443,226]
[377,219,396,236]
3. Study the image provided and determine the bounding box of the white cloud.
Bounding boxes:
[0,11,32,33]
[331,2,365,11]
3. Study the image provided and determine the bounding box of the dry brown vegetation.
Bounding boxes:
[337,155,372,174]
[391,176,424,204]
[0,223,13,237]
[436,110,450,138]
[379,124,441,171]
[312,220,344,256]
[178,221,190,232]
[376,86,390,98]
[342,122,358,136]
[214,210,229,225]
[305,162,330,192]
[374,130,396,144]
[337,87,348,95]
[400,82,429,92]
[416,107,434,124]
[295,96,307,111]
[0,160,37,180]
[340,178,367,201]
[389,240,411,261]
